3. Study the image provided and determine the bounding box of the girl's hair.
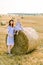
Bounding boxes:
[9,19,14,27]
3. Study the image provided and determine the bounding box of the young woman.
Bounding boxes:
[7,19,15,54]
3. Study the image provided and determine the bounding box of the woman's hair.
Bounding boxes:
[9,19,14,27]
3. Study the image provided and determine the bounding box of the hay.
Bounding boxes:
[1,21,6,26]
[11,31,29,54]
[23,27,39,53]
[23,27,39,40]
[11,27,39,54]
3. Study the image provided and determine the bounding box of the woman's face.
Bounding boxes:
[10,21,14,26]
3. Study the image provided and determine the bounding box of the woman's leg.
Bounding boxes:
[7,45,11,54]
[10,44,14,50]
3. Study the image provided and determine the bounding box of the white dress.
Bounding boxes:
[7,26,15,45]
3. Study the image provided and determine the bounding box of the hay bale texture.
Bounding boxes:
[11,31,29,54]
[11,28,39,55]
[23,27,39,53]
[1,21,6,26]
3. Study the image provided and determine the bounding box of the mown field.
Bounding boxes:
[0,15,43,65]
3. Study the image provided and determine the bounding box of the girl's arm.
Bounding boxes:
[16,31,19,35]
[14,27,19,35]
[15,30,19,35]
[8,33,13,37]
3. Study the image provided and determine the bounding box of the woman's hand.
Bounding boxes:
[15,31,19,35]
[8,34,13,37]
[16,32,19,35]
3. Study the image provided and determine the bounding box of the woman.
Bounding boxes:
[7,19,15,54]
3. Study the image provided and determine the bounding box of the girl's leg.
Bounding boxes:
[10,44,14,50]
[7,45,11,54]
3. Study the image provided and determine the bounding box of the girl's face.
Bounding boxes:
[10,21,14,27]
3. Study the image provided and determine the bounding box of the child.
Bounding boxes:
[7,19,15,54]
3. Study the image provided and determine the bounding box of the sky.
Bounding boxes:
[0,0,43,14]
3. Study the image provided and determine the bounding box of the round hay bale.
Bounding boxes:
[11,27,39,54]
[1,21,6,26]
[11,31,29,54]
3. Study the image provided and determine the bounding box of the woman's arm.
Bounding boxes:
[15,31,19,35]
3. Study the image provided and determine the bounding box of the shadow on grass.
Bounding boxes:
[12,49,36,56]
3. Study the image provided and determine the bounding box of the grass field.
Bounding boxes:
[0,42,43,65]
[0,15,43,65]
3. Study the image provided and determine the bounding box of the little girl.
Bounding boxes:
[7,19,15,54]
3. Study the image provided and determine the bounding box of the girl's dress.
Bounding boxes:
[7,26,15,45]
